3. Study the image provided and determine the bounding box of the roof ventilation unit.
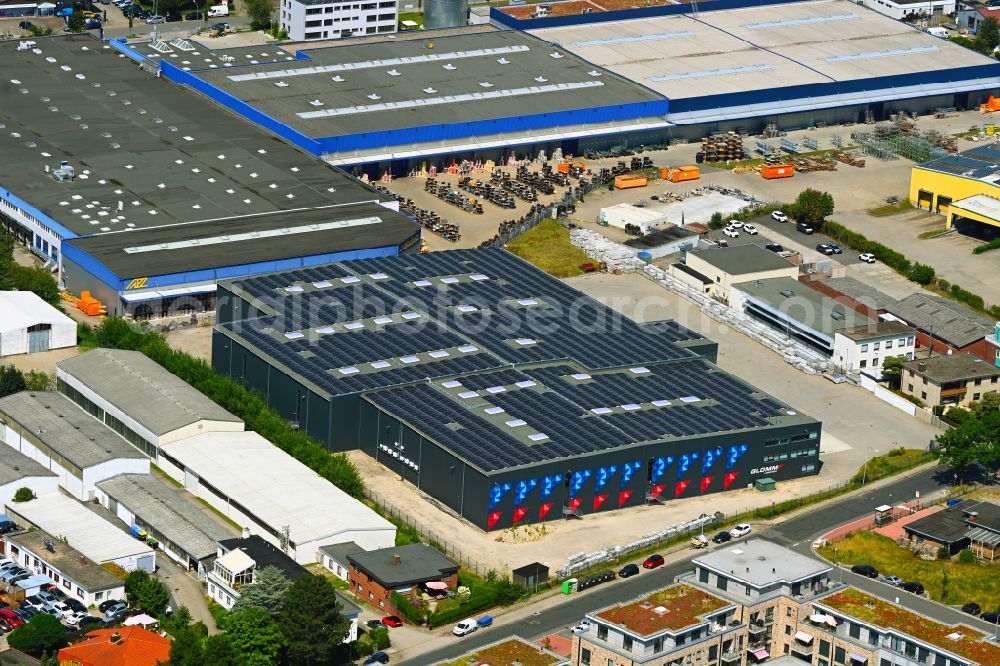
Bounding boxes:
[51,160,75,182]
[423,87,437,94]
[332,75,344,81]
[387,69,401,76]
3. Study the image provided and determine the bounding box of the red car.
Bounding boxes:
[0,608,23,627]
[382,615,403,628]
[642,554,665,569]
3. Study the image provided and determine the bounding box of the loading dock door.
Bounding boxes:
[936,195,952,214]
[27,324,51,353]
[917,189,933,210]
[136,554,155,573]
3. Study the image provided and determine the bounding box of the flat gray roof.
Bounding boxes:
[836,320,914,342]
[735,277,872,337]
[0,35,395,239]
[318,541,362,565]
[66,201,417,280]
[0,391,145,469]
[7,529,123,592]
[191,30,664,138]
[96,474,234,561]
[0,447,56,487]
[689,244,797,275]
[694,538,831,586]
[902,352,1000,384]
[348,542,458,587]
[58,349,243,437]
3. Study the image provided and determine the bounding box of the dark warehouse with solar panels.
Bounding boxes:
[212,249,822,531]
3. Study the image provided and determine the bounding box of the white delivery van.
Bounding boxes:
[207,4,228,17]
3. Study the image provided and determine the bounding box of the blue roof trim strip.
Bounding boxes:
[0,184,79,241]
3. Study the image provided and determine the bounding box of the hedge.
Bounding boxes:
[427,590,498,628]
[972,238,1000,255]
[86,319,365,498]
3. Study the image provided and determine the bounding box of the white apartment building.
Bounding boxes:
[279,0,398,42]
[832,320,916,377]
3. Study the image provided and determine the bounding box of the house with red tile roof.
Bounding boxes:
[57,626,170,666]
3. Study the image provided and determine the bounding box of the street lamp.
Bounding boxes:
[861,448,879,485]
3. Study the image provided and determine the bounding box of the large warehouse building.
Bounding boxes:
[213,249,821,531]
[129,0,1000,172]
[0,36,419,318]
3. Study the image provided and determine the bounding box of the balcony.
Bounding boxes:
[748,623,768,636]
[940,386,968,398]
[721,650,743,664]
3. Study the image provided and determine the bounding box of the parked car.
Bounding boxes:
[727,220,743,229]
[0,609,23,627]
[981,612,1000,624]
[690,535,709,549]
[858,253,876,264]
[851,564,878,578]
[796,222,815,234]
[827,243,843,254]
[730,524,752,538]
[364,653,390,665]
[23,596,45,610]
[18,20,34,29]
[899,582,925,595]
[765,243,785,253]
[879,575,902,586]
[816,243,837,255]
[0,520,16,534]
[165,11,182,20]
[618,563,640,578]
[64,611,90,626]
[382,615,403,628]
[76,615,105,630]
[453,619,478,636]
[0,618,13,632]
[49,602,73,619]
[98,600,123,613]
[642,554,665,569]
[104,602,127,618]
[962,602,982,616]
[743,223,758,235]
[772,211,788,222]
[36,591,58,605]
[723,227,739,238]
[144,14,163,23]
[712,531,732,544]
[571,620,592,635]
[365,619,386,630]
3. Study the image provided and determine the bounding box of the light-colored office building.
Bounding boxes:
[279,0,398,42]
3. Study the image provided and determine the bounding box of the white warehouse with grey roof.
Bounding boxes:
[158,431,396,564]
[0,391,149,501]
[0,447,58,508]
[57,349,244,460]
[96,474,236,577]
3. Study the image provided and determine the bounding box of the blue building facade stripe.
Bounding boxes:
[0,186,80,241]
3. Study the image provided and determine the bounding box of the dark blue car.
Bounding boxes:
[364,652,389,665]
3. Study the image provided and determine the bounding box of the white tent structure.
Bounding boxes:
[0,291,76,357]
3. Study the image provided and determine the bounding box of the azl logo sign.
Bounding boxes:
[750,464,784,475]
[125,277,149,290]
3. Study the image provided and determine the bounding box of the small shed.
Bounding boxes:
[512,562,549,592]
[0,292,76,357]
[755,478,776,492]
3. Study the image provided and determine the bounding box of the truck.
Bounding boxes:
[207,4,228,17]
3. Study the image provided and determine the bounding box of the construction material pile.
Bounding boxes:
[700,131,747,162]
[834,151,866,168]
[569,228,645,273]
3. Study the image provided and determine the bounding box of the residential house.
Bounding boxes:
[207,533,310,610]
[903,500,1000,560]
[832,321,916,377]
[348,542,459,613]
[57,626,170,666]
[885,293,997,363]
[900,353,1000,408]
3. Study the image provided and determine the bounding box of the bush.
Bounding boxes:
[908,263,936,285]
[427,590,498,628]
[369,626,390,651]
[972,238,1000,254]
[390,592,424,625]
[709,212,725,230]
[206,600,230,630]
[940,407,973,426]
[12,487,35,503]
[959,548,976,564]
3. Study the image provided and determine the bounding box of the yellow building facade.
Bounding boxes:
[909,144,1000,231]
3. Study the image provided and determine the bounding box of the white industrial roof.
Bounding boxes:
[0,291,75,335]
[163,431,395,545]
[6,493,154,564]
[950,194,1000,222]
[530,0,994,101]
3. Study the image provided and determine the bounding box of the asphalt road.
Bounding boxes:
[412,466,999,665]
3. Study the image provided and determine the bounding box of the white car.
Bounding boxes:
[771,211,788,222]
[453,619,478,636]
[723,227,739,238]
[48,602,73,619]
[727,220,743,229]
[743,223,758,235]
[64,611,90,626]
[859,253,876,264]
[572,620,592,635]
[730,523,752,538]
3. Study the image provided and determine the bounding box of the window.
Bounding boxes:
[908,384,913,392]
[581,648,591,665]
[623,636,633,652]
[921,391,927,399]
[835,646,846,664]
[785,625,792,635]
[860,360,867,368]
[699,568,709,583]
[368,592,374,600]
[873,342,880,350]
[974,393,981,400]
[787,607,793,617]
[860,343,868,352]
[907,336,914,345]
[654,637,664,652]
[597,625,608,641]
[885,340,893,349]
[849,624,861,639]
[819,640,830,657]
[975,378,982,386]
[378,600,384,608]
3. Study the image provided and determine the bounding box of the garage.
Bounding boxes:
[0,292,76,357]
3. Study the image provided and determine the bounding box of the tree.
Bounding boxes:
[789,188,835,226]
[7,614,67,657]
[934,417,990,479]
[279,575,349,666]
[708,211,726,230]
[0,365,27,399]
[9,264,60,307]
[907,262,936,285]
[11,487,35,503]
[124,569,150,607]
[226,607,286,666]
[242,0,273,30]
[67,12,85,32]
[203,634,242,666]
[0,231,13,291]
[232,565,291,615]
[970,392,1000,419]
[168,628,205,666]
[975,16,1000,54]
[369,625,390,651]
[163,605,193,637]
[136,577,171,616]
[881,356,904,389]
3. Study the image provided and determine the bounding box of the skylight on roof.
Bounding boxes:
[413,280,432,287]
[458,391,479,399]
[506,419,527,427]
[373,316,393,325]
[517,298,538,306]
[570,373,591,380]
[284,331,305,339]
[651,399,672,407]
[680,396,700,403]
[429,350,450,358]
[573,30,693,47]
[344,322,364,330]
[440,276,459,284]
[484,406,505,415]
[283,285,303,293]
[312,281,333,288]
[629,367,650,374]
[825,45,938,63]
[457,345,478,353]
[369,273,388,280]
[401,312,421,320]
[621,404,641,411]
[371,360,391,369]
[469,274,489,281]
[591,407,613,414]
[514,380,536,388]
[457,305,478,313]
[401,355,420,364]
[441,380,462,389]
[514,338,537,346]
[338,366,359,375]
[528,433,549,442]
[486,386,506,394]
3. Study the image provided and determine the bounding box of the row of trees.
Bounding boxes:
[0,365,53,399]
[0,231,60,307]
[171,569,353,666]
[950,17,1000,58]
